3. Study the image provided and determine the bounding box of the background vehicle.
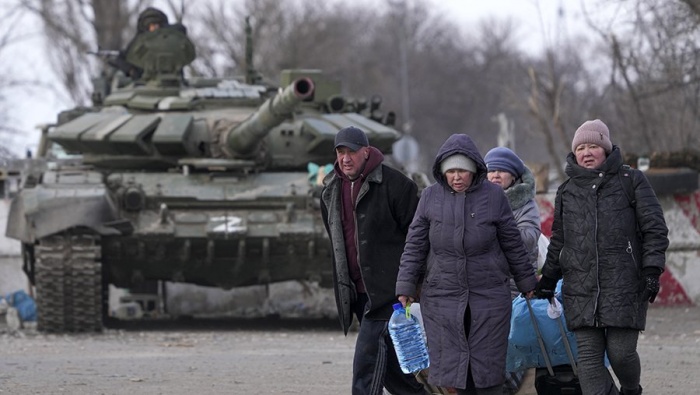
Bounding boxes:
[5,25,412,332]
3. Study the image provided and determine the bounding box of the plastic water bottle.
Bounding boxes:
[388,303,430,374]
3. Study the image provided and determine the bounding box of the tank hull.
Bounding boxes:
[101,170,331,290]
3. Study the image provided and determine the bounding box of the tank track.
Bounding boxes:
[35,230,103,332]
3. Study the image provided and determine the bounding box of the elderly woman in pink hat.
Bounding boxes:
[535,119,669,395]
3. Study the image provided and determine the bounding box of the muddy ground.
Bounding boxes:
[1,306,698,395]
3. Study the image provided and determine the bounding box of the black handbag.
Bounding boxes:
[534,365,582,395]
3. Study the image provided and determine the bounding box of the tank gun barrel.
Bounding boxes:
[225,78,315,156]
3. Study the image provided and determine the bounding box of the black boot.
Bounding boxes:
[620,385,642,395]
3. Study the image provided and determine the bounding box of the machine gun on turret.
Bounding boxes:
[88,49,122,65]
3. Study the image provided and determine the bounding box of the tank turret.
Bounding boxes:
[47,66,401,172]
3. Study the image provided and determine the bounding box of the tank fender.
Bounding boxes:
[5,185,121,243]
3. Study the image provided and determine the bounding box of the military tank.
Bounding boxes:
[5,25,407,332]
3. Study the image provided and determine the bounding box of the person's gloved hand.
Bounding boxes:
[534,276,557,299]
[644,274,660,303]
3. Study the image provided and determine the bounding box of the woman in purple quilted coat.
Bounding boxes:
[396,134,537,394]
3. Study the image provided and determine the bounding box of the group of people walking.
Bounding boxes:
[101,6,670,395]
[320,120,669,395]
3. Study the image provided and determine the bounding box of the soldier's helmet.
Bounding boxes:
[137,7,169,33]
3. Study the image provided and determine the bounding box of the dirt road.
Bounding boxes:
[1,306,698,394]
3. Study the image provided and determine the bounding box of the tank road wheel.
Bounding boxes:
[34,230,103,332]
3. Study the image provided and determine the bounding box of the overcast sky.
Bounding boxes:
[437,0,590,49]
[5,0,603,157]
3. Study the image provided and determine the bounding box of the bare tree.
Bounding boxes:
[0,1,52,151]
[519,35,611,182]
[0,3,25,140]
[29,0,700,175]
[527,64,566,181]
[20,0,150,105]
[585,0,700,155]
[185,0,249,78]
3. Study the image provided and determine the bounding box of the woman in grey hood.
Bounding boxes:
[396,134,537,394]
[484,146,541,394]
[485,146,541,296]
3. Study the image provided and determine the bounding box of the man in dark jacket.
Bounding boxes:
[321,126,427,395]
[536,119,669,395]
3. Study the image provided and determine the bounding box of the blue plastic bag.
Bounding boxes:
[5,290,37,322]
[506,281,578,372]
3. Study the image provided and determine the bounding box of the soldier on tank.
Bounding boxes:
[114,7,187,80]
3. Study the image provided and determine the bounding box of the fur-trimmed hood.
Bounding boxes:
[504,166,537,211]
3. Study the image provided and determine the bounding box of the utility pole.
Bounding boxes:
[389,0,420,173]
[397,0,411,136]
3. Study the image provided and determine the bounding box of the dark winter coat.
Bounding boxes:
[321,147,419,335]
[396,134,537,390]
[540,147,669,330]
